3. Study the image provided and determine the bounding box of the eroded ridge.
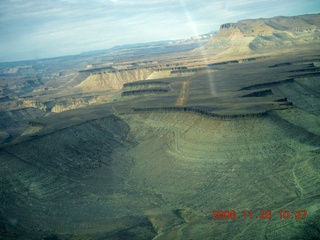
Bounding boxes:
[122,89,168,96]
[133,107,268,119]
[239,78,294,91]
[123,81,169,89]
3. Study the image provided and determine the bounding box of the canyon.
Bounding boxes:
[0,14,320,240]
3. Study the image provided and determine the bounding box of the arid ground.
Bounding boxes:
[0,14,320,240]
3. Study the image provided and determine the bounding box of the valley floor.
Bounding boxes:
[0,49,320,239]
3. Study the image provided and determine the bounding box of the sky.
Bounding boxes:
[0,0,319,62]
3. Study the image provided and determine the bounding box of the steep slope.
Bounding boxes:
[75,68,155,91]
[201,14,320,56]
[74,68,194,92]
[1,110,319,239]
[0,108,46,143]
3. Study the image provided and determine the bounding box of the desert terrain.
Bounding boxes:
[0,14,320,240]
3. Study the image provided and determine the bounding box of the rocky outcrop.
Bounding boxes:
[0,108,46,144]
[122,89,168,96]
[170,67,203,72]
[79,66,116,73]
[208,61,237,66]
[21,99,52,111]
[239,78,294,90]
[288,66,320,73]
[242,89,273,97]
[123,81,169,90]
[132,106,268,119]
[289,72,320,78]
[75,68,156,91]
[18,95,112,114]
[51,95,111,113]
[269,62,292,68]
[203,24,253,55]
[75,65,200,91]
[274,98,288,102]
[207,57,263,67]
[200,14,320,55]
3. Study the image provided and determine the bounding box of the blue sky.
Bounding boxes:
[0,0,319,62]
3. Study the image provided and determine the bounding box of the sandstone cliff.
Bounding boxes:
[75,68,156,91]
[201,14,320,55]
[50,95,111,113]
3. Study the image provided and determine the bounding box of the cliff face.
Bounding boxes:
[74,67,182,92]
[202,14,320,55]
[50,95,111,113]
[75,68,156,91]
[0,108,46,143]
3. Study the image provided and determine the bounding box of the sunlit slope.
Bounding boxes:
[75,68,155,91]
[201,14,320,56]
[74,67,199,92]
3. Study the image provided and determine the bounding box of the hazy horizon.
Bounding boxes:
[0,0,319,62]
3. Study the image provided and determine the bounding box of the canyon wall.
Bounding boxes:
[201,14,320,55]
[75,68,156,91]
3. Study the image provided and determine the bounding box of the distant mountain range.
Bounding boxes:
[2,14,319,65]
[201,13,320,55]
[79,34,214,57]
